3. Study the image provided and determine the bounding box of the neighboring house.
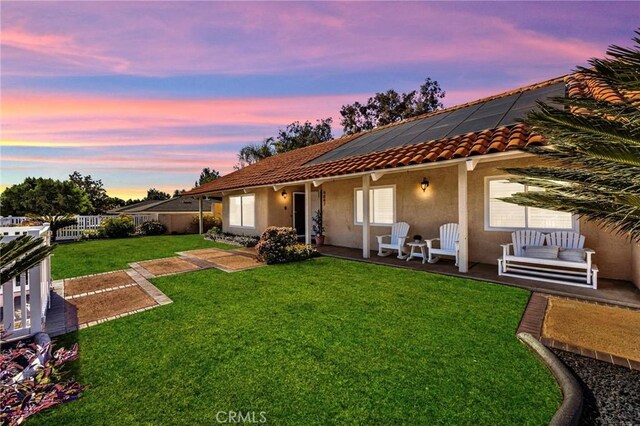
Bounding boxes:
[110,197,221,234]
[185,75,639,288]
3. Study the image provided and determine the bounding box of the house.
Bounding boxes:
[184,75,640,288]
[110,196,221,234]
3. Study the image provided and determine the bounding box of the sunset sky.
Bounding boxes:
[1,1,637,200]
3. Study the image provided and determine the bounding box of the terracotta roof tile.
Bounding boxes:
[186,73,620,195]
[185,134,357,195]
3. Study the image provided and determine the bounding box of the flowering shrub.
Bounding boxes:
[99,215,134,238]
[138,220,167,236]
[189,214,221,233]
[77,229,106,241]
[284,244,319,261]
[256,227,316,264]
[1,337,85,425]
[204,228,259,247]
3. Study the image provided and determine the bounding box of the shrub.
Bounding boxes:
[189,214,221,233]
[99,215,134,238]
[138,220,167,236]
[256,226,316,264]
[204,228,259,247]
[284,244,319,261]
[0,336,84,424]
[77,229,106,241]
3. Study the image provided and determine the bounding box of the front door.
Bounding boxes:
[293,193,305,236]
[293,192,320,236]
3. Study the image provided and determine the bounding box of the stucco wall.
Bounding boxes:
[222,187,270,236]
[318,158,633,281]
[221,185,316,236]
[219,157,634,281]
[157,213,195,234]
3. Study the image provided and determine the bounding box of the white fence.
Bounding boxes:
[0,215,157,241]
[1,225,52,340]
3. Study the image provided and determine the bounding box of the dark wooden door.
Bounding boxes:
[293,193,305,235]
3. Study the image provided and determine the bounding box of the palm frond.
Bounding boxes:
[1,236,56,284]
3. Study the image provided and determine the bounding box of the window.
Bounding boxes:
[229,194,255,228]
[354,186,395,225]
[485,178,575,231]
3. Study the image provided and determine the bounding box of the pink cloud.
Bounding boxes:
[1,2,616,77]
[1,91,362,148]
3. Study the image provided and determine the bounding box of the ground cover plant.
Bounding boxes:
[35,257,560,425]
[51,234,233,279]
[1,338,83,425]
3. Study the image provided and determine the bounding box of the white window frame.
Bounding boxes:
[354,185,396,226]
[228,193,256,229]
[484,176,578,232]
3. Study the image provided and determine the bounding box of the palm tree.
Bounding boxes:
[1,235,55,284]
[501,30,640,241]
[26,214,78,242]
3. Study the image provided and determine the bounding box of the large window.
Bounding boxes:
[229,194,255,228]
[485,178,575,231]
[355,186,395,225]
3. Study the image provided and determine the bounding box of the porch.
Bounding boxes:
[317,245,640,309]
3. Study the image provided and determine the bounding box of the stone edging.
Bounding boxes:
[65,283,138,299]
[517,332,583,426]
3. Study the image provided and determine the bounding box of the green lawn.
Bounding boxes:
[36,257,560,425]
[51,235,234,279]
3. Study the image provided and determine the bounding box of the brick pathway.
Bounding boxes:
[46,247,263,336]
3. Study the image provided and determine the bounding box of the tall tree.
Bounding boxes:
[235,138,276,169]
[146,188,171,201]
[68,171,110,213]
[234,118,333,169]
[340,78,445,134]
[0,177,92,216]
[173,189,187,197]
[195,168,221,187]
[273,118,333,153]
[501,30,640,241]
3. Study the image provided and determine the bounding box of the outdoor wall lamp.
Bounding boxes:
[420,177,430,192]
[281,189,287,199]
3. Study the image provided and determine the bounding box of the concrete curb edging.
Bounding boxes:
[517,332,583,426]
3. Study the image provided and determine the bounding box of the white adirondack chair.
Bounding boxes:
[425,223,459,265]
[376,222,409,259]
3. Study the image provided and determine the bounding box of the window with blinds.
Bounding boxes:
[486,178,575,231]
[354,186,395,225]
[229,194,255,228]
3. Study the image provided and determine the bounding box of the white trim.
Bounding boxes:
[458,163,469,273]
[484,176,579,232]
[304,183,312,245]
[228,193,256,229]
[354,184,396,226]
[362,175,370,258]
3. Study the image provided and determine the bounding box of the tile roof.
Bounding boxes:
[185,75,578,195]
[186,135,358,195]
[283,124,543,182]
[565,72,626,103]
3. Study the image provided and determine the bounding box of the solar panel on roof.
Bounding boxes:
[308,81,566,165]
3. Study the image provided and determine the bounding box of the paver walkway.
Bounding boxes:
[46,247,263,336]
